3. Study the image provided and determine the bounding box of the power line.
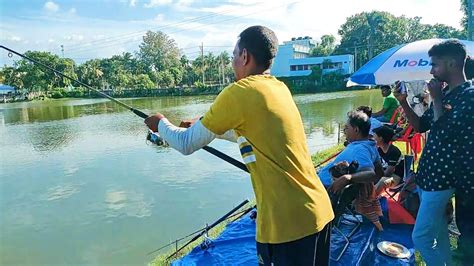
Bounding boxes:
[64,2,297,58]
[63,7,243,53]
[63,1,280,54]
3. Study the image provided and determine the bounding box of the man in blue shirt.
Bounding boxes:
[318,111,384,230]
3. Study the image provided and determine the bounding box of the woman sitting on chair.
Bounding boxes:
[373,125,405,195]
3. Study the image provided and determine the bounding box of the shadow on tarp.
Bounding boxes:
[172,209,414,265]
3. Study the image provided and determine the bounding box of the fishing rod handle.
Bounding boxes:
[132,108,149,119]
[202,146,248,173]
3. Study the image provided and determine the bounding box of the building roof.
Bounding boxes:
[0,84,16,92]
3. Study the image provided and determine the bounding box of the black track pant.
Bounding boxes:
[256,222,331,266]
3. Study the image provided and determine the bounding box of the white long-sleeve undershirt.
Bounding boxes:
[158,118,237,155]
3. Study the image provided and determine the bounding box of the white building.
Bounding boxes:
[271,37,354,77]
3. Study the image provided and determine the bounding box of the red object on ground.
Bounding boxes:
[381,191,416,225]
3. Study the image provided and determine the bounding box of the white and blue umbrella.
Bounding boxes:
[347,39,474,86]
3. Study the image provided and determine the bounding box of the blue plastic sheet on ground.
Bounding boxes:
[172,208,414,265]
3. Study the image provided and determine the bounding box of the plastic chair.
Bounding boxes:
[393,126,425,161]
[329,184,362,262]
[384,154,415,202]
[388,106,403,124]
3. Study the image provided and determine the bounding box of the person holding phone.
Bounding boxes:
[393,39,473,265]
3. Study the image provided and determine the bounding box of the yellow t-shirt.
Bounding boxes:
[201,75,334,244]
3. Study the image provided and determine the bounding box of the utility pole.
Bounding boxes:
[200,42,205,85]
[354,46,358,71]
[469,0,474,41]
[221,56,225,86]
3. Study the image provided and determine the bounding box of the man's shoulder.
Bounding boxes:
[235,75,286,88]
[370,117,382,125]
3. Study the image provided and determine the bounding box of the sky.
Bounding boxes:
[0,0,465,65]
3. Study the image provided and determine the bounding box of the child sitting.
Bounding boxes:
[329,160,384,231]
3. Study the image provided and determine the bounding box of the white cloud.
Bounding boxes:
[48,38,55,43]
[144,0,172,8]
[10,36,22,42]
[154,14,165,22]
[176,0,193,6]
[44,1,59,12]
[65,34,84,41]
[129,0,138,7]
[69,8,76,14]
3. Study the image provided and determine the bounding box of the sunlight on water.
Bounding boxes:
[45,184,81,201]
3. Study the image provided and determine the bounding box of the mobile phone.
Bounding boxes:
[399,81,407,94]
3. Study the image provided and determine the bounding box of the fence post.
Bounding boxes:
[337,123,341,144]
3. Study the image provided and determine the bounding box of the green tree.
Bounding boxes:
[14,51,76,91]
[308,65,322,86]
[0,66,24,89]
[128,74,155,89]
[138,31,181,73]
[138,31,182,87]
[77,59,104,89]
[310,35,336,57]
[180,55,197,86]
[461,0,468,32]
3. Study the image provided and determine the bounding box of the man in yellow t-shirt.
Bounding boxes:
[145,25,334,265]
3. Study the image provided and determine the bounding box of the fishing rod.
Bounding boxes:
[165,199,249,259]
[314,150,342,169]
[0,45,248,173]
[147,203,256,256]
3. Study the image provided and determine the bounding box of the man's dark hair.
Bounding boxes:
[373,125,395,144]
[347,111,370,137]
[428,39,467,67]
[238,25,279,70]
[465,56,474,79]
[356,105,373,118]
[380,85,391,91]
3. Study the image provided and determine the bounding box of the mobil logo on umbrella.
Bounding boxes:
[393,58,431,68]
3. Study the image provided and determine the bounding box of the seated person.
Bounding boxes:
[356,105,382,137]
[372,85,400,122]
[372,126,405,195]
[328,160,360,218]
[319,111,384,231]
[394,111,411,138]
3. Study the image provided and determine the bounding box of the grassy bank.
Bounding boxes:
[312,143,345,167]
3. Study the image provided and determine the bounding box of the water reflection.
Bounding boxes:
[0,96,216,125]
[104,190,154,218]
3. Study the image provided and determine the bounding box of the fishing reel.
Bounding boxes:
[200,227,215,251]
[146,130,167,146]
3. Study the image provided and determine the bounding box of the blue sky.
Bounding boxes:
[0,0,464,65]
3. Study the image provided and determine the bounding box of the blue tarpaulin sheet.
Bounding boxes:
[172,206,414,265]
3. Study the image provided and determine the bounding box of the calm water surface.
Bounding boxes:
[0,90,382,265]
